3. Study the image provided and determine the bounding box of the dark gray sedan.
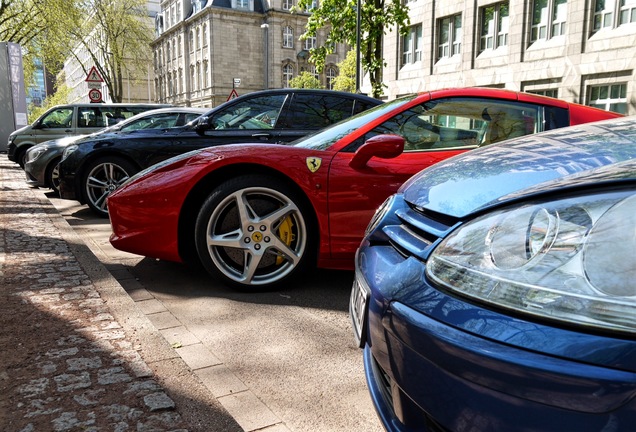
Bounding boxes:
[24,107,207,194]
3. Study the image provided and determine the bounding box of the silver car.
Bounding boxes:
[24,107,207,194]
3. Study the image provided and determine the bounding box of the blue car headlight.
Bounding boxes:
[426,190,636,333]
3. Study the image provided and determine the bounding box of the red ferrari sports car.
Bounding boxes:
[108,88,621,290]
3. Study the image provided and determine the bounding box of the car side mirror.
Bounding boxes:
[194,115,211,134]
[349,134,405,169]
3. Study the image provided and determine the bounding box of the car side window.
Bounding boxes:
[346,98,541,152]
[78,107,108,128]
[353,100,377,115]
[184,113,203,124]
[211,95,287,130]
[40,108,74,129]
[119,113,180,132]
[281,94,355,129]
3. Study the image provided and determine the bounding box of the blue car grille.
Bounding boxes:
[382,203,457,262]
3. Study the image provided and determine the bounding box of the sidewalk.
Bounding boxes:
[0,158,242,432]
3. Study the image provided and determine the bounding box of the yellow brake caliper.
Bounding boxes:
[276,216,295,265]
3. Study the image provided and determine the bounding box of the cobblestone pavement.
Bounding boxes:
[0,159,242,432]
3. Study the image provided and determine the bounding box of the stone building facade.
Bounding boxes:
[381,0,636,114]
[152,0,346,108]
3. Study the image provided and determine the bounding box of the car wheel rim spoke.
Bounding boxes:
[86,162,131,214]
[207,229,244,248]
[267,238,301,265]
[87,176,108,189]
[206,185,307,286]
[241,249,265,283]
[94,191,109,210]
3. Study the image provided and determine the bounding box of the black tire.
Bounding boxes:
[194,175,315,290]
[82,156,137,217]
[45,157,62,196]
[16,147,30,169]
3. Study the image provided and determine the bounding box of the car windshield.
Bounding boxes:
[292,95,417,151]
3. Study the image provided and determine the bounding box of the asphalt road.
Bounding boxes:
[46,192,383,432]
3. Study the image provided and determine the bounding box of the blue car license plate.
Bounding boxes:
[350,277,369,348]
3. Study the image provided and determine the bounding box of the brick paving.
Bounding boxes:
[0,158,240,432]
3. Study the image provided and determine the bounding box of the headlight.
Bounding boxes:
[62,144,78,160]
[26,146,48,163]
[8,134,15,144]
[426,190,636,333]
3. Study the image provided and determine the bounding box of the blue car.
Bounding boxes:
[351,116,636,431]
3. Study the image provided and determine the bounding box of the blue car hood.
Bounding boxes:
[402,118,636,218]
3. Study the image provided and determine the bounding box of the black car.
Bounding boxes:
[57,89,380,216]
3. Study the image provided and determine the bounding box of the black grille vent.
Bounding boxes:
[382,203,458,261]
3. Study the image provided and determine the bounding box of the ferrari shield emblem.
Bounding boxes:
[306,157,322,173]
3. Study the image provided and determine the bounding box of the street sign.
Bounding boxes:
[233,78,241,87]
[85,66,104,83]
[227,89,239,101]
[88,88,103,103]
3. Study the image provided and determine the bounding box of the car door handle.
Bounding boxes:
[65,129,73,133]
[251,133,272,139]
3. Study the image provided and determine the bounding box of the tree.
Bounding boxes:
[0,0,74,88]
[289,71,324,89]
[0,0,47,46]
[1,0,154,103]
[331,49,357,93]
[295,0,409,98]
[46,0,154,103]
[28,81,72,123]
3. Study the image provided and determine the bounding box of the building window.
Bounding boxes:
[190,65,196,91]
[166,42,171,64]
[594,0,636,33]
[305,0,318,11]
[197,62,202,91]
[196,28,200,50]
[178,35,182,57]
[304,35,316,50]
[309,65,319,80]
[402,24,422,65]
[203,24,208,46]
[527,88,559,98]
[283,0,293,10]
[621,0,636,24]
[189,31,194,52]
[283,64,294,87]
[236,0,250,9]
[438,14,462,60]
[531,0,567,42]
[193,0,205,12]
[588,83,628,113]
[594,0,615,31]
[479,2,509,53]
[283,26,294,48]
[326,66,336,89]
[203,60,208,88]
